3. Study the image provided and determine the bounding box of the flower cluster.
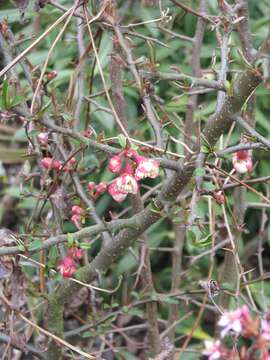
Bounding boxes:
[233,150,253,174]
[203,340,228,360]
[203,306,270,360]
[71,205,85,229]
[218,305,253,338]
[107,149,160,203]
[57,246,84,278]
[41,156,76,172]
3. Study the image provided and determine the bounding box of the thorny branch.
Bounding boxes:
[1,1,270,359]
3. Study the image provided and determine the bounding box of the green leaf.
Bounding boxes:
[200,144,210,154]
[117,134,127,148]
[54,272,62,281]
[111,302,119,308]
[149,199,162,214]
[222,282,235,292]
[1,79,10,109]
[116,350,139,360]
[122,306,129,313]
[36,100,51,117]
[28,239,43,251]
[79,242,91,250]
[130,142,139,151]
[179,327,212,341]
[163,296,179,305]
[203,182,216,191]
[150,292,159,301]
[17,244,26,252]
[194,168,206,177]
[47,246,59,268]
[67,233,74,247]
[147,40,156,65]
[224,80,231,94]
[193,233,212,248]
[82,331,94,338]
[10,95,24,108]
[125,308,144,316]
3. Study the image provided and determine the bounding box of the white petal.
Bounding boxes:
[232,320,242,334]
[220,326,230,338]
[218,315,229,327]
[210,351,221,360]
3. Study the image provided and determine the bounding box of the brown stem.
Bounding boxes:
[184,0,207,146]
[109,29,161,354]
[167,213,185,344]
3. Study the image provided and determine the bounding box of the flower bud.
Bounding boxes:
[83,129,93,138]
[232,150,252,174]
[41,157,62,171]
[95,182,107,195]
[108,155,122,173]
[46,71,57,81]
[68,247,84,260]
[71,214,83,229]
[62,157,76,172]
[37,132,49,145]
[87,182,96,193]
[57,256,76,278]
[71,205,84,216]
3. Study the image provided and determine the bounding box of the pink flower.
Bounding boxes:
[46,71,57,81]
[108,181,127,203]
[108,160,138,202]
[37,132,49,145]
[83,129,93,138]
[125,149,160,180]
[203,340,222,360]
[262,350,270,360]
[62,157,76,172]
[68,157,76,165]
[68,247,84,260]
[134,157,160,180]
[95,182,107,195]
[108,154,122,173]
[114,173,138,194]
[71,206,85,229]
[71,206,84,216]
[57,256,76,278]
[218,305,251,337]
[232,150,252,174]
[87,182,96,193]
[261,319,270,341]
[41,157,62,171]
[71,214,83,229]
